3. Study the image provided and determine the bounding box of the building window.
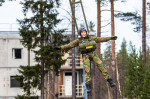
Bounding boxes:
[12,48,22,59]
[10,76,22,88]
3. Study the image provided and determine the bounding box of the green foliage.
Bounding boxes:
[88,21,95,32]
[17,0,69,97]
[145,47,150,67]
[141,47,150,99]
[124,43,146,99]
[34,44,66,75]
[115,12,142,32]
[15,95,39,99]
[125,45,139,98]
[142,66,150,99]
[102,39,150,98]
[115,42,150,99]
[101,41,112,98]
[103,41,112,69]
[117,38,128,96]
[18,0,62,49]
[17,65,41,96]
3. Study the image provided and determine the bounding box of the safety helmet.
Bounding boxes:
[78,27,87,35]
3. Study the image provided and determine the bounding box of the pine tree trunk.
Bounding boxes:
[54,74,58,99]
[97,0,101,57]
[91,62,96,99]
[28,49,30,66]
[41,54,45,99]
[49,71,55,99]
[72,0,76,99]
[45,71,49,99]
[110,0,117,99]
[27,49,31,95]
[45,71,56,99]
[142,0,146,64]
[40,0,45,99]
[96,0,101,98]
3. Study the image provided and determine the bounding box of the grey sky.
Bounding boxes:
[0,0,149,52]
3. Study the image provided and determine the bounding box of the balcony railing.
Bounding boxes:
[58,85,84,97]
[62,55,83,67]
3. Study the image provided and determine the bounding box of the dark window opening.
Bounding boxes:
[65,72,78,84]
[10,76,22,88]
[65,72,72,76]
[13,49,22,59]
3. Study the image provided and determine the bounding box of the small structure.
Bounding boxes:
[58,50,85,99]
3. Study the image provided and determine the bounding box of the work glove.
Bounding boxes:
[54,46,61,50]
[111,36,117,40]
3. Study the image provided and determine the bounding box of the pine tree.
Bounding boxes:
[141,46,150,99]
[142,65,150,99]
[102,41,112,99]
[125,43,138,98]
[145,46,150,67]
[115,11,142,32]
[16,0,69,98]
[117,38,128,97]
[103,41,112,70]
[125,42,145,99]
[115,0,148,65]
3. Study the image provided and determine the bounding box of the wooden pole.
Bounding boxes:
[72,0,76,99]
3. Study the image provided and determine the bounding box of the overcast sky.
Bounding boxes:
[0,0,149,52]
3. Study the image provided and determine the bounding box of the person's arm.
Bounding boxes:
[61,39,79,51]
[92,36,117,43]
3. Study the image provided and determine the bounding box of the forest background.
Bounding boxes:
[0,0,150,99]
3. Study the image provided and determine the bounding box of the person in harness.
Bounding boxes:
[56,27,117,92]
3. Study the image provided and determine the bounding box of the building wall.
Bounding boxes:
[0,32,38,98]
[0,32,85,99]
[0,68,24,97]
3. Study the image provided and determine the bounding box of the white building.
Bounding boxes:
[0,31,85,99]
[0,32,38,99]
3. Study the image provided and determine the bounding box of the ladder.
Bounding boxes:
[69,0,89,34]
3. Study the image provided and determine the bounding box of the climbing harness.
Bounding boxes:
[79,40,97,54]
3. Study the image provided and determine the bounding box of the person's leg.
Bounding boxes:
[92,53,109,80]
[82,55,91,84]
[92,53,116,87]
[82,55,92,92]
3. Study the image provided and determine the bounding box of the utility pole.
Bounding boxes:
[111,0,117,99]
[142,0,146,64]
[72,0,76,99]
